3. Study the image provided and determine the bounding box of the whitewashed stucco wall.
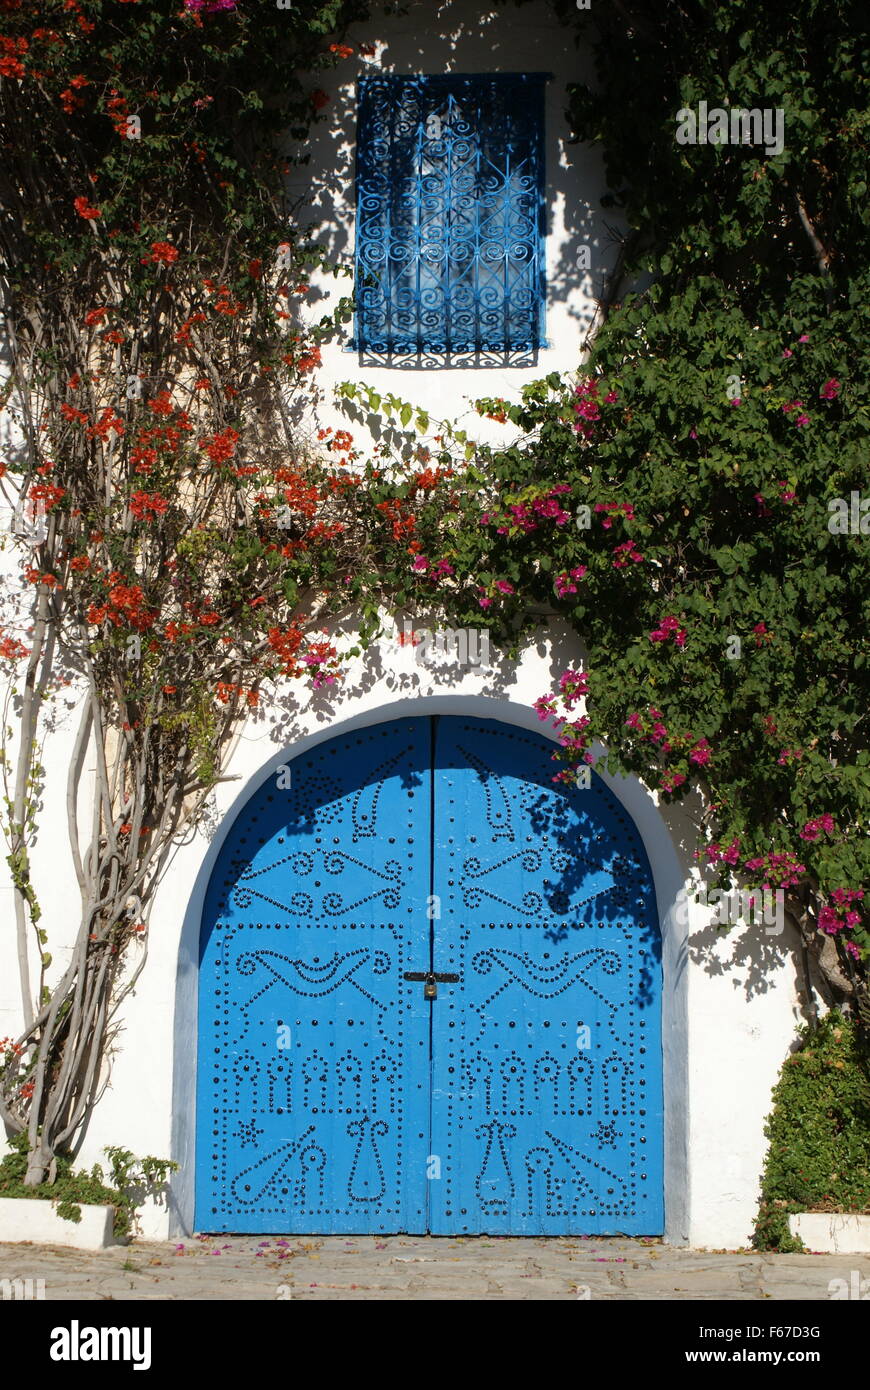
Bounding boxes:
[0,0,810,1251]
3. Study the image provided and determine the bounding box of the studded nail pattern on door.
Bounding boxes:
[428,717,663,1235]
[196,715,663,1235]
[196,719,431,1233]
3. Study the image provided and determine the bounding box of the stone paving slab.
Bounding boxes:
[0,1234,866,1300]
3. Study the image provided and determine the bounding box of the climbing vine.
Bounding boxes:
[336,0,870,1014]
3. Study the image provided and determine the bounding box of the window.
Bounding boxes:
[354,72,549,367]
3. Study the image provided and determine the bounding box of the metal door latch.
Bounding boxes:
[403,970,461,1000]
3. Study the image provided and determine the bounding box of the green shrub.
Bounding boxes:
[754,1013,870,1251]
[0,1134,177,1239]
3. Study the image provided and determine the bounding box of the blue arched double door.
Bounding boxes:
[196,716,663,1234]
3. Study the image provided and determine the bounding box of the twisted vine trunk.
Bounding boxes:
[3,653,198,1182]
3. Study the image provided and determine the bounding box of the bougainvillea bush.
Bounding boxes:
[0,0,434,1183]
[356,0,870,1017]
[413,293,869,1012]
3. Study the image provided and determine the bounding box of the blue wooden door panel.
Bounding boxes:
[196,719,432,1233]
[428,717,663,1235]
[198,714,664,1235]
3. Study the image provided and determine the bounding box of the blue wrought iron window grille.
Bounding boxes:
[353,72,549,368]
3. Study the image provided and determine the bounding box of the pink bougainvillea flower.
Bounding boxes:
[706,838,741,866]
[554,565,587,596]
[832,888,864,905]
[818,906,841,933]
[649,615,686,647]
[557,669,588,712]
[689,739,712,766]
[533,695,558,722]
[799,813,836,842]
[777,747,803,766]
[819,378,840,399]
[612,541,643,568]
[660,770,686,794]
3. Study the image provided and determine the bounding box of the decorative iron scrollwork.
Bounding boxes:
[354,73,549,367]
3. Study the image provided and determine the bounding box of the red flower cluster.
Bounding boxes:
[0,34,27,80]
[74,195,101,220]
[283,344,322,374]
[0,629,29,662]
[63,0,95,35]
[175,312,207,345]
[60,73,89,115]
[199,277,245,315]
[148,391,174,416]
[106,90,130,136]
[201,427,240,463]
[87,408,125,440]
[29,483,65,510]
[215,681,259,706]
[280,474,320,518]
[25,568,62,590]
[376,497,416,542]
[89,583,154,632]
[413,466,452,491]
[148,241,179,265]
[130,491,169,521]
[267,624,304,675]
